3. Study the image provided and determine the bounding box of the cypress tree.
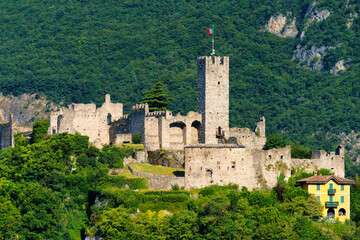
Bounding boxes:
[141,80,173,111]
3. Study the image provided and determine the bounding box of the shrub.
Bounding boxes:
[132,133,142,144]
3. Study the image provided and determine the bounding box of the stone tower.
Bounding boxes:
[197,56,229,144]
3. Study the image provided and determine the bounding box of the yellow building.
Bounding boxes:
[297,174,354,222]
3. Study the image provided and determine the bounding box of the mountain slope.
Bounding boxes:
[0,0,359,152]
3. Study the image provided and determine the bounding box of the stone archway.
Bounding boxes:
[190,120,201,144]
[169,121,186,149]
[57,115,64,132]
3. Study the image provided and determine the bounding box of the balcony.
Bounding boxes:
[328,189,336,195]
[325,201,339,208]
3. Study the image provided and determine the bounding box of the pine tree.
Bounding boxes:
[141,80,173,111]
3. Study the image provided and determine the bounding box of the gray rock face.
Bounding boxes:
[293,45,327,70]
[294,45,348,74]
[301,2,330,40]
[305,2,331,23]
[0,93,58,126]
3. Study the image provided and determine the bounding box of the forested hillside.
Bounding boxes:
[1,0,360,152]
[1,129,360,239]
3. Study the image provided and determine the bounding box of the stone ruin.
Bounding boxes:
[49,55,345,190]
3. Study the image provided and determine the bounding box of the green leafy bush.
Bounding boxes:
[132,133,142,144]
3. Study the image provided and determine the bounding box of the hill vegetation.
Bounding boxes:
[0,121,360,238]
[1,0,360,153]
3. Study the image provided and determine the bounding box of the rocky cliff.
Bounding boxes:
[265,1,353,74]
[0,93,58,127]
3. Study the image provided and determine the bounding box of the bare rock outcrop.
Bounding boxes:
[294,45,348,74]
[0,93,58,126]
[347,12,358,28]
[331,60,348,75]
[265,13,298,38]
[301,2,331,40]
[293,45,328,70]
[305,2,331,23]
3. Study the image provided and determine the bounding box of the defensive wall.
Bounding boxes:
[185,143,345,190]
[110,103,202,151]
[0,114,13,149]
[49,94,123,147]
[128,165,185,190]
[46,54,346,191]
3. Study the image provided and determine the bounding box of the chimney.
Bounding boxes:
[314,170,317,176]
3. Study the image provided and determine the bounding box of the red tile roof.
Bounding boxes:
[296,175,355,185]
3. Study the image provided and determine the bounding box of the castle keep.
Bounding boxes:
[50,55,345,190]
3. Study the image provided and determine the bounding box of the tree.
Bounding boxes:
[263,134,288,150]
[30,119,50,144]
[0,196,22,239]
[141,80,173,112]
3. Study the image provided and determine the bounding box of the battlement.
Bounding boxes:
[118,115,130,121]
[146,111,166,117]
[132,103,149,113]
[69,103,97,112]
[312,146,344,159]
[197,56,229,68]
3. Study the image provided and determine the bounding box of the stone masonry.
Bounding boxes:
[197,56,229,144]
[50,94,123,148]
[48,54,345,191]
[184,55,344,190]
[0,114,14,149]
[110,104,202,151]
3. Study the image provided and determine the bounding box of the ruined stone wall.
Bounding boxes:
[128,165,185,190]
[185,145,260,190]
[185,144,345,190]
[110,103,149,145]
[130,104,149,135]
[197,56,229,144]
[255,116,266,137]
[229,127,266,149]
[144,117,160,151]
[160,111,202,150]
[255,146,292,188]
[50,94,123,147]
[112,107,202,151]
[0,115,13,149]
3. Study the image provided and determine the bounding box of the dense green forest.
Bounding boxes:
[1,0,360,152]
[1,126,360,239]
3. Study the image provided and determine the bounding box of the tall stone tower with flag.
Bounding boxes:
[197,55,230,144]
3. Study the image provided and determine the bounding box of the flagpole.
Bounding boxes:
[211,24,215,56]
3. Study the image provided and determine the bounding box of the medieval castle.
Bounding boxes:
[48,55,345,190]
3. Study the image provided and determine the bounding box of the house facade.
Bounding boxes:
[297,174,354,222]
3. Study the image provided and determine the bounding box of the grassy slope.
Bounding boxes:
[130,163,185,177]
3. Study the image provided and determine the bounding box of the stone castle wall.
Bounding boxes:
[229,127,266,149]
[128,165,185,190]
[111,104,202,151]
[185,144,345,190]
[0,114,13,149]
[50,94,123,147]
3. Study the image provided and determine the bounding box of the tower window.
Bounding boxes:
[218,81,220,85]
